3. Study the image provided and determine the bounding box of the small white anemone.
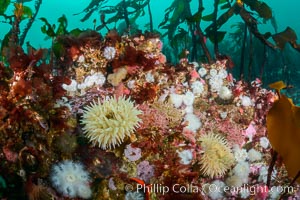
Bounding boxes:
[170,93,184,108]
[191,81,204,95]
[218,86,232,100]
[83,72,106,88]
[208,180,226,200]
[103,46,116,60]
[233,161,250,179]
[183,91,195,106]
[50,160,91,199]
[240,95,252,107]
[259,137,270,149]
[145,71,155,83]
[209,76,223,92]
[198,67,207,77]
[177,149,193,165]
[62,79,77,92]
[218,68,228,79]
[233,145,248,162]
[248,148,262,162]
[209,68,218,77]
[184,113,201,132]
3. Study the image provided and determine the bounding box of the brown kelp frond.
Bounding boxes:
[267,82,300,183]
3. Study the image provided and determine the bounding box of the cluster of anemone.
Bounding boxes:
[62,72,106,95]
[81,96,142,149]
[199,133,235,178]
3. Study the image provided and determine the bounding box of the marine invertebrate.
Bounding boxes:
[240,189,250,199]
[177,149,193,165]
[125,191,144,200]
[218,86,232,100]
[207,180,226,200]
[209,68,218,76]
[183,91,195,106]
[184,113,201,132]
[78,72,106,89]
[226,175,243,187]
[191,81,204,95]
[219,111,227,119]
[145,71,155,83]
[108,177,117,190]
[258,165,277,183]
[218,68,228,79]
[169,93,183,108]
[62,79,77,92]
[107,67,127,86]
[259,137,269,149]
[50,160,91,199]
[233,161,250,179]
[269,186,282,199]
[240,95,252,107]
[208,75,224,92]
[137,160,154,183]
[124,144,142,162]
[198,67,207,77]
[81,96,142,149]
[103,46,116,60]
[248,148,262,162]
[233,145,248,162]
[199,133,235,178]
